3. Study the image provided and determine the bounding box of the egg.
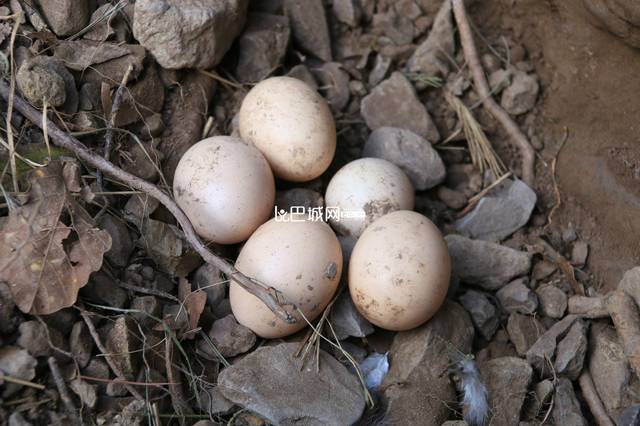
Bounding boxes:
[348,210,450,330]
[324,158,415,237]
[239,76,336,182]
[230,217,342,338]
[173,136,275,244]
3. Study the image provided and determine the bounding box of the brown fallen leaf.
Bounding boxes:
[53,40,131,71]
[0,161,111,314]
[179,277,206,339]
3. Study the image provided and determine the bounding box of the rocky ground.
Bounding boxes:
[0,0,639,425]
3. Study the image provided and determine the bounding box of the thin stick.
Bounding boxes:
[0,82,294,323]
[80,310,144,400]
[98,63,134,189]
[0,373,45,390]
[164,332,192,416]
[451,0,535,186]
[578,371,615,426]
[544,127,569,232]
[6,12,22,193]
[47,357,79,422]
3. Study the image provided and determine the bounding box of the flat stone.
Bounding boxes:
[81,271,128,308]
[287,64,318,89]
[70,378,98,408]
[382,301,474,426]
[0,346,37,397]
[236,13,290,83]
[35,0,90,36]
[199,314,256,358]
[536,285,567,319]
[332,0,361,27]
[218,342,365,425]
[130,296,162,329]
[198,385,235,415]
[98,215,134,268]
[455,179,537,242]
[70,321,94,368]
[313,62,350,112]
[507,313,546,356]
[284,0,332,61]
[437,186,468,210]
[17,56,78,114]
[406,0,454,77]
[588,322,635,414]
[620,405,640,426]
[496,279,538,314]
[480,357,533,426]
[619,266,640,307]
[523,379,554,420]
[501,71,539,115]
[361,72,440,142]
[133,0,249,69]
[526,315,578,376]
[554,319,588,380]
[445,234,532,290]
[192,263,227,309]
[531,259,557,280]
[123,194,160,228]
[489,68,512,94]
[17,320,63,358]
[0,283,17,334]
[459,290,499,340]
[372,10,414,45]
[330,292,374,340]
[552,378,587,426]
[368,54,392,87]
[571,241,589,267]
[363,127,446,190]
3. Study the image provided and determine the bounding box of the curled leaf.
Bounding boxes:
[0,161,111,314]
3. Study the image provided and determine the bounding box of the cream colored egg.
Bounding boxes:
[173,136,275,244]
[239,76,336,182]
[230,217,342,338]
[324,158,414,237]
[348,210,450,331]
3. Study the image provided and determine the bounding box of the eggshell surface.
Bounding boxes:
[239,77,336,182]
[173,136,275,244]
[230,217,342,338]
[348,210,450,330]
[324,158,414,237]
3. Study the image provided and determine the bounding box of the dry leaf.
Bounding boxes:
[0,161,111,314]
[179,278,206,338]
[53,40,131,71]
[138,219,200,277]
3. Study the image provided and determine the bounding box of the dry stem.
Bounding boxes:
[607,291,640,379]
[578,371,615,426]
[0,81,294,323]
[451,0,535,186]
[48,357,79,424]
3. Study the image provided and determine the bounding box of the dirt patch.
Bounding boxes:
[472,0,640,290]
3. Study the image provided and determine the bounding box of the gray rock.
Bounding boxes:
[330,292,374,340]
[459,290,499,340]
[571,241,589,267]
[489,68,512,94]
[8,412,32,426]
[287,64,318,89]
[382,302,474,426]
[496,279,538,314]
[526,315,578,376]
[536,285,567,319]
[620,405,640,426]
[98,215,134,268]
[619,266,640,307]
[313,62,351,112]
[480,357,533,426]
[17,320,64,358]
[501,71,539,115]
[332,0,361,27]
[133,0,249,69]
[407,0,454,77]
[192,263,227,309]
[368,54,392,87]
[523,379,554,420]
[552,378,587,426]
[199,314,256,358]
[284,0,332,61]
[70,321,94,368]
[130,296,162,329]
[0,283,17,334]
[70,378,98,408]
[35,0,90,36]
[363,127,446,190]
[361,72,440,142]
[588,322,634,414]
[445,234,532,290]
[81,271,128,308]
[123,193,160,228]
[198,385,235,415]
[236,13,290,83]
[0,346,37,397]
[17,56,78,113]
[372,10,414,45]
[455,179,537,242]
[507,313,546,356]
[437,186,468,210]
[531,259,557,280]
[218,342,365,425]
[441,422,468,426]
[554,319,587,380]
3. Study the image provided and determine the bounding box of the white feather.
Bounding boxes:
[458,358,490,426]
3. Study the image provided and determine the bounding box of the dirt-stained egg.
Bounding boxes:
[173,136,275,244]
[230,217,342,338]
[239,76,336,182]
[348,210,450,330]
[324,158,414,237]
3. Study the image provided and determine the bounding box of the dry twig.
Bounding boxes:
[607,291,640,379]
[451,0,535,186]
[0,81,294,323]
[47,357,79,424]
